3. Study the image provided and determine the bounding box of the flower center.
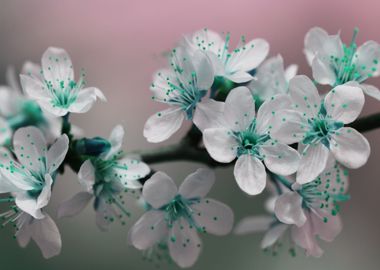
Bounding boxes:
[162,194,199,228]
[235,120,270,157]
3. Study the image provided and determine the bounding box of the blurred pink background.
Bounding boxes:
[0,1,379,269]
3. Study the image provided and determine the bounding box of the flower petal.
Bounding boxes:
[304,27,330,65]
[203,128,237,163]
[274,192,306,227]
[78,160,95,192]
[234,215,273,235]
[224,86,255,131]
[57,192,93,218]
[30,214,62,259]
[193,99,225,131]
[227,39,269,73]
[359,84,380,100]
[261,224,289,249]
[270,109,306,144]
[261,142,300,176]
[296,143,329,184]
[225,70,254,83]
[168,218,202,268]
[193,50,214,90]
[41,47,74,90]
[354,40,380,77]
[104,125,124,159]
[15,193,44,219]
[192,198,234,235]
[324,84,364,124]
[234,155,266,195]
[311,210,342,242]
[143,172,177,209]
[330,127,370,169]
[36,174,53,209]
[129,210,168,250]
[285,64,298,82]
[47,134,69,174]
[13,126,47,173]
[289,75,321,118]
[143,108,185,143]
[68,87,106,114]
[256,94,292,135]
[311,57,336,85]
[179,168,215,199]
[113,158,149,187]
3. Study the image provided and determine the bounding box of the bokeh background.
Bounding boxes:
[0,0,379,269]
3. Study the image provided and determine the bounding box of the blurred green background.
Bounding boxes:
[0,0,380,269]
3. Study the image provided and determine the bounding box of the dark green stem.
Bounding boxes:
[348,112,380,133]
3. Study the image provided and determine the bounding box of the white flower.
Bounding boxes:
[304,27,380,100]
[20,47,106,117]
[235,159,348,257]
[0,126,69,218]
[183,28,269,83]
[248,54,298,104]
[0,64,82,146]
[57,125,150,230]
[202,86,300,195]
[16,211,61,259]
[270,75,370,184]
[129,169,234,268]
[144,46,219,142]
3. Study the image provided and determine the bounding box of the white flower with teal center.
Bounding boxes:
[202,86,300,195]
[129,169,234,268]
[144,46,220,142]
[20,47,106,117]
[0,126,69,219]
[183,28,269,83]
[16,211,61,259]
[248,54,298,104]
[304,27,380,100]
[57,125,150,230]
[270,75,370,184]
[235,159,348,257]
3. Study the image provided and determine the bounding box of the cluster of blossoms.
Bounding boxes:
[0,26,379,268]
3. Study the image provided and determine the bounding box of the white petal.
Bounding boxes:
[297,143,330,184]
[274,192,306,226]
[21,61,43,80]
[203,128,237,163]
[261,142,300,176]
[225,70,254,83]
[193,50,214,90]
[192,198,234,235]
[113,158,149,186]
[291,216,323,257]
[227,39,269,73]
[179,168,215,199]
[15,193,44,219]
[57,192,93,218]
[16,213,33,247]
[30,214,62,259]
[311,57,336,85]
[234,155,266,195]
[324,84,364,124]
[41,47,74,90]
[289,75,321,118]
[142,172,177,209]
[19,74,50,101]
[311,211,342,242]
[261,224,289,249]
[168,218,202,268]
[104,125,124,159]
[47,134,69,173]
[69,87,105,114]
[36,174,53,209]
[319,158,349,195]
[193,99,225,131]
[224,86,255,131]
[78,160,95,192]
[143,108,185,143]
[360,84,380,100]
[256,94,292,134]
[129,210,168,250]
[330,127,370,169]
[13,126,47,173]
[234,216,273,235]
[190,28,225,56]
[304,27,330,65]
[0,117,12,146]
[285,64,298,82]
[270,109,306,144]
[354,40,380,77]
